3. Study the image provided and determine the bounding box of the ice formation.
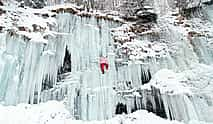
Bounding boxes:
[0,0,213,124]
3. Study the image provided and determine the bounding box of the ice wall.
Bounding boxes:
[44,10,213,121]
[0,32,56,105]
[37,12,157,120]
[0,1,213,123]
[40,13,116,120]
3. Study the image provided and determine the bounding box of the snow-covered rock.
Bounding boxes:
[0,3,56,44]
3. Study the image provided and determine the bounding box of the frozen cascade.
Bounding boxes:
[139,66,213,123]
[160,91,213,122]
[0,32,58,105]
[190,37,213,64]
[41,11,213,121]
[40,13,118,120]
[0,1,213,123]
[161,94,199,121]
[40,13,154,120]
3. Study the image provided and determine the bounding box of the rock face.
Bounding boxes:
[203,0,213,5]
[17,0,47,8]
[0,0,213,122]
[0,0,3,6]
[0,26,4,32]
[176,0,212,10]
[136,11,157,23]
[0,8,6,15]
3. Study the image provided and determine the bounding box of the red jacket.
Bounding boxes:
[100,57,108,64]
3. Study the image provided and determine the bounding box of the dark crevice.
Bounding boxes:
[141,68,152,85]
[146,100,154,112]
[152,87,167,118]
[168,109,173,120]
[41,75,54,91]
[203,0,213,5]
[131,96,138,113]
[129,86,167,119]
[0,0,3,6]
[74,89,81,120]
[181,6,204,18]
[115,102,128,115]
[57,46,72,81]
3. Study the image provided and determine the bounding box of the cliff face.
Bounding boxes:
[0,0,213,123]
[16,0,47,8]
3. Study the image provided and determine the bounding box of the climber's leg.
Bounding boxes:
[105,63,109,70]
[100,63,105,74]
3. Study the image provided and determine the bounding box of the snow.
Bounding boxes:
[0,101,70,124]
[182,64,213,95]
[141,69,191,94]
[47,3,124,23]
[121,110,182,124]
[0,3,56,44]
[123,39,168,61]
[17,31,48,44]
[141,63,213,95]
[0,101,212,124]
[0,101,186,124]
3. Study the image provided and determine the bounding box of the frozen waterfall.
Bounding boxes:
[40,13,153,120]
[0,1,213,123]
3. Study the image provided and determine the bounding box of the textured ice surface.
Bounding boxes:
[0,1,213,123]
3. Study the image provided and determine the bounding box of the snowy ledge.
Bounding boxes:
[49,4,124,23]
[111,22,167,62]
[0,3,57,44]
[141,69,192,95]
[167,10,213,49]
[46,3,164,62]
[141,64,213,95]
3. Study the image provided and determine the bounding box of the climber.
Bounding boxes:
[100,56,109,74]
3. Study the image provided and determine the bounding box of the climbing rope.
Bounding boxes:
[99,72,107,123]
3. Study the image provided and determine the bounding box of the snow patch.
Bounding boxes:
[143,69,191,94]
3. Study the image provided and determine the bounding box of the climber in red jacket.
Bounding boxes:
[100,56,109,74]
